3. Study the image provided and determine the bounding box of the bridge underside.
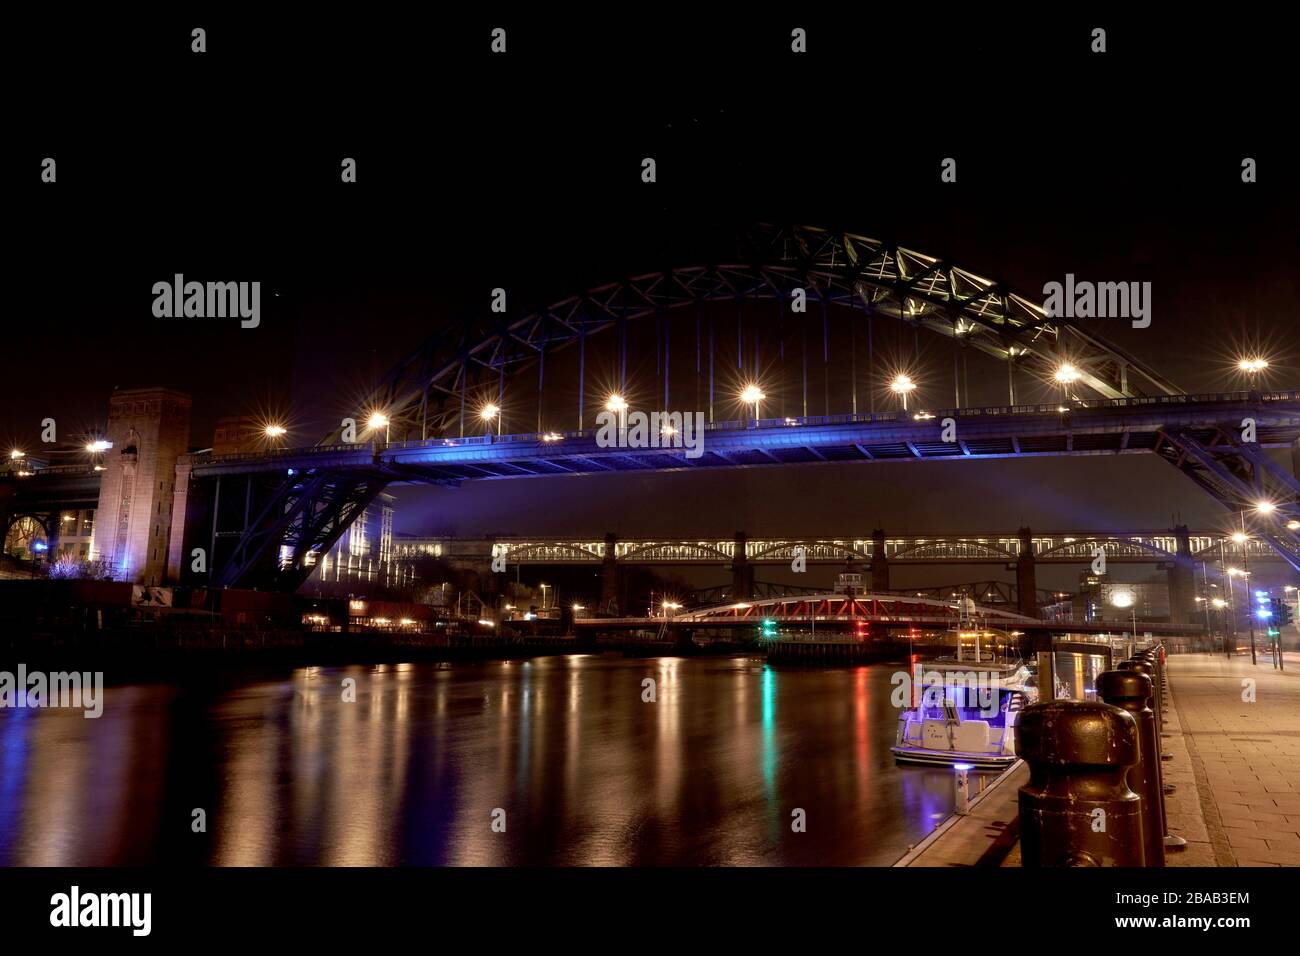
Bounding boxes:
[191,392,1300,589]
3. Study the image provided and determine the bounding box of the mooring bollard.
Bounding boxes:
[953,762,972,816]
[1123,658,1172,759]
[1016,700,1146,867]
[1118,660,1187,851]
[1097,670,1164,867]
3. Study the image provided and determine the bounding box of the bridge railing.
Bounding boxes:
[182,388,1300,466]
[0,463,100,478]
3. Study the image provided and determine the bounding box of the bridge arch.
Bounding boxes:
[1035,536,1177,562]
[620,541,731,562]
[748,540,869,562]
[890,539,1017,562]
[501,542,603,563]
[340,224,1183,444]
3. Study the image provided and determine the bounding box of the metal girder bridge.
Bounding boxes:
[191,391,1300,587]
[336,223,1182,445]
[166,221,1298,589]
[482,530,1283,566]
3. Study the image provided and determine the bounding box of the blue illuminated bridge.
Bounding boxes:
[185,390,1300,588]
[4,225,1299,593]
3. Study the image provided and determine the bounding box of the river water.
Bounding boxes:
[0,654,992,865]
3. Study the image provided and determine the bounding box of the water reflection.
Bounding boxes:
[0,656,992,866]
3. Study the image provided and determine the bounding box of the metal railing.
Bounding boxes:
[179,388,1300,467]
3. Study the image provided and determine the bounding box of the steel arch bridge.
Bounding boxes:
[339,223,1180,444]
[160,223,1300,591]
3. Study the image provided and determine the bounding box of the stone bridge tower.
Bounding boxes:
[90,387,192,585]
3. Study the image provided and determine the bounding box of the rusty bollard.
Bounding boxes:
[1097,670,1164,867]
[1119,660,1187,851]
[1016,700,1146,867]
[1122,659,1169,757]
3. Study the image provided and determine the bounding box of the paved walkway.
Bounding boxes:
[1167,650,1300,866]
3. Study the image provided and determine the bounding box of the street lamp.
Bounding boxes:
[740,384,766,422]
[1111,589,1138,657]
[605,393,628,437]
[85,440,112,453]
[1237,357,1269,374]
[1053,363,1081,407]
[889,373,916,411]
[367,412,390,442]
[480,403,500,436]
[1053,363,1081,384]
[265,424,287,446]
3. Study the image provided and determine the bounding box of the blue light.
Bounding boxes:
[287,468,296,476]
[1256,609,1272,620]
[953,763,974,772]
[32,541,47,552]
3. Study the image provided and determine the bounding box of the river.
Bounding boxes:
[0,654,994,865]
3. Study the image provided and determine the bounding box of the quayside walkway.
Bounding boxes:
[1166,650,1300,866]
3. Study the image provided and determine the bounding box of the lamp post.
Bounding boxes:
[740,384,765,424]
[605,394,628,442]
[1053,362,1081,406]
[1111,589,1138,658]
[480,403,500,439]
[367,412,390,443]
[889,373,916,411]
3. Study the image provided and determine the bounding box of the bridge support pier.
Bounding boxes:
[731,531,753,601]
[871,529,890,592]
[1293,439,1300,504]
[44,509,61,559]
[1016,527,1039,619]
[600,532,620,615]
[1166,525,1198,627]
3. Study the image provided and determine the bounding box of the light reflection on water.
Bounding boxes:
[0,656,991,865]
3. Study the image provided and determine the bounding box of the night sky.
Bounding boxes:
[8,12,1297,592]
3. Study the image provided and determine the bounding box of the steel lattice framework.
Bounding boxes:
[157,222,1298,590]
[336,223,1183,443]
[478,532,1284,566]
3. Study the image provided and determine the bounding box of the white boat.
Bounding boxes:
[891,659,1032,769]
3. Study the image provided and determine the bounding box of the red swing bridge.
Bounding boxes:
[574,591,1207,639]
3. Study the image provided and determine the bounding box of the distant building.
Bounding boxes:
[1072,571,1170,623]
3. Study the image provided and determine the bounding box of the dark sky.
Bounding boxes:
[8,11,1298,582]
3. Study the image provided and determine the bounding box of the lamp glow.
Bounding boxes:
[1053,363,1081,384]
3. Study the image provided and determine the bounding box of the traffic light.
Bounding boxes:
[1274,598,1294,629]
[1272,598,1293,627]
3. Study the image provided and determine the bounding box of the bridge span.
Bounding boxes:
[574,592,1208,639]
